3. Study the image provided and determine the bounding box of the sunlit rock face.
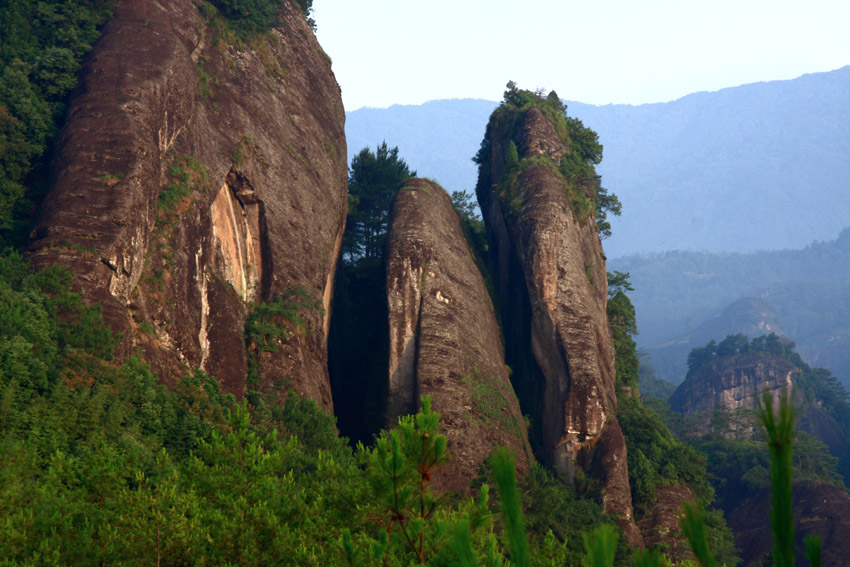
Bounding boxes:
[28,0,347,408]
[385,178,532,493]
[479,106,641,544]
[670,355,795,437]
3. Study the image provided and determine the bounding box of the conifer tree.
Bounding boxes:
[343,142,415,264]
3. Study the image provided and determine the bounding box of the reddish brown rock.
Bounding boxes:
[637,484,697,564]
[385,178,532,493]
[479,105,641,543]
[28,0,347,409]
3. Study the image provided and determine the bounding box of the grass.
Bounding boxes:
[157,155,209,218]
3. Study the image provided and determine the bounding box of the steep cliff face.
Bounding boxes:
[478,104,640,543]
[27,0,347,408]
[669,355,795,435]
[385,178,532,492]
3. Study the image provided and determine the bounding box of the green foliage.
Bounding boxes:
[451,189,489,261]
[208,0,284,36]
[477,82,621,240]
[491,447,531,567]
[607,273,721,553]
[606,269,738,566]
[505,140,520,172]
[0,0,113,248]
[497,462,609,566]
[638,351,676,399]
[357,397,449,564]
[196,56,217,99]
[618,396,714,510]
[679,390,823,567]
[582,524,619,567]
[758,390,796,567]
[680,502,717,567]
[633,548,671,567]
[0,282,359,564]
[684,333,850,483]
[804,534,821,567]
[344,400,623,567]
[246,286,321,352]
[350,396,500,566]
[607,271,639,392]
[204,0,315,37]
[461,368,526,449]
[246,286,322,390]
[157,154,209,218]
[343,141,415,264]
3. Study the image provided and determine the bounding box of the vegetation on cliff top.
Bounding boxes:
[205,0,315,36]
[342,142,415,265]
[473,82,621,238]
[671,334,850,494]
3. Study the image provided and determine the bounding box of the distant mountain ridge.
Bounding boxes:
[346,66,850,257]
[611,228,850,387]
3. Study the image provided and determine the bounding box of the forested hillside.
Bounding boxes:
[346,66,850,257]
[611,229,850,387]
[654,334,850,566]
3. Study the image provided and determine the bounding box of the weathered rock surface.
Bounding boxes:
[386,178,532,493]
[479,106,641,543]
[669,355,795,436]
[28,0,347,408]
[637,484,697,564]
[728,481,850,567]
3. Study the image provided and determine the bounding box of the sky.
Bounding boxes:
[313,0,850,111]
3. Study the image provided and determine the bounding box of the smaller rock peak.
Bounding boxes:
[670,353,796,437]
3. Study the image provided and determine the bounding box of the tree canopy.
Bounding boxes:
[342,141,414,265]
[0,0,113,248]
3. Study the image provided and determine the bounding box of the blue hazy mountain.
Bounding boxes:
[346,66,850,258]
[610,228,850,387]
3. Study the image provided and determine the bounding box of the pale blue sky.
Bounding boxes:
[313,0,850,110]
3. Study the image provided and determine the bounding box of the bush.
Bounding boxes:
[206,0,315,37]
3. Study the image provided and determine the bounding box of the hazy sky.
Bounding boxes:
[313,0,850,111]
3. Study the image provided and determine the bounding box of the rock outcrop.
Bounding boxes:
[385,178,532,493]
[477,104,641,543]
[28,0,347,408]
[669,355,795,436]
